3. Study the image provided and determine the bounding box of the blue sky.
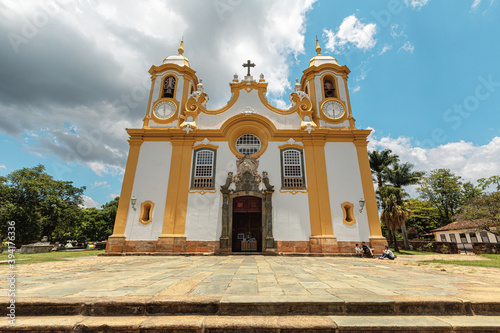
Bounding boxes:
[1,0,499,207]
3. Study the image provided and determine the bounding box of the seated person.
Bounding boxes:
[379,246,395,260]
[361,242,374,258]
[355,243,362,257]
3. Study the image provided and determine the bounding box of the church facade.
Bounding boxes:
[106,40,387,255]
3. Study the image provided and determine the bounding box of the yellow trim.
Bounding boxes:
[139,200,155,225]
[189,189,216,195]
[161,139,194,236]
[193,143,219,150]
[303,139,333,236]
[279,188,307,195]
[111,138,143,236]
[221,114,276,158]
[143,74,157,127]
[151,98,179,124]
[343,75,356,129]
[354,138,383,237]
[278,143,304,150]
[158,73,179,100]
[321,73,339,99]
[341,202,356,226]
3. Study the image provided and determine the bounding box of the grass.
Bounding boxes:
[391,248,442,256]
[423,254,500,269]
[0,250,105,265]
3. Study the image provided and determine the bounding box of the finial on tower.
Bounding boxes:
[178,39,184,55]
[315,36,322,56]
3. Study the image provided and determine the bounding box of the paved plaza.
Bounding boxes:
[3,254,499,301]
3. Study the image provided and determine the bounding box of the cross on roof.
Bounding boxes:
[242,60,255,76]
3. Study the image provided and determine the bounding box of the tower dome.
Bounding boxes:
[162,40,190,67]
[309,37,338,67]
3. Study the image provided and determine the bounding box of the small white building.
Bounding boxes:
[433,220,500,251]
[106,40,387,255]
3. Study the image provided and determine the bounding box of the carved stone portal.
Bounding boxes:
[219,156,276,254]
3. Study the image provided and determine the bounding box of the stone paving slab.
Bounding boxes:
[2,315,500,332]
[2,255,500,315]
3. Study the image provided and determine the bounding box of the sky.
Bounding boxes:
[1,0,499,207]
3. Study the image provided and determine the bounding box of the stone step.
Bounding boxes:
[2,315,500,332]
[4,296,500,317]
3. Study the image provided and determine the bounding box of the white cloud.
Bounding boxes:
[405,0,429,8]
[0,0,318,177]
[472,0,482,8]
[379,44,392,55]
[109,193,120,199]
[324,15,377,53]
[390,24,406,39]
[82,195,99,208]
[398,41,415,53]
[352,85,361,93]
[91,181,110,189]
[0,165,6,170]
[368,132,500,194]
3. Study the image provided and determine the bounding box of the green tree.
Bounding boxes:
[455,192,500,236]
[384,162,424,249]
[78,197,119,241]
[0,165,84,243]
[417,169,466,227]
[405,198,441,238]
[379,186,411,252]
[477,175,500,192]
[368,149,398,188]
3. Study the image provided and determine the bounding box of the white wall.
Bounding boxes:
[184,141,311,241]
[324,142,370,241]
[436,230,499,243]
[124,142,172,240]
[260,142,311,241]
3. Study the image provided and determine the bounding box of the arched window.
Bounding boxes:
[235,134,261,155]
[191,149,216,188]
[163,76,176,98]
[281,149,305,188]
[323,76,337,98]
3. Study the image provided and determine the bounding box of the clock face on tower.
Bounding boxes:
[153,101,176,119]
[322,100,345,119]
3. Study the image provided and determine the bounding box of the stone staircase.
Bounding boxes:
[2,296,500,332]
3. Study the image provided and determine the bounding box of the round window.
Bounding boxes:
[235,134,261,155]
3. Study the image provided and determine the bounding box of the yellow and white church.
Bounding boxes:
[106,40,387,255]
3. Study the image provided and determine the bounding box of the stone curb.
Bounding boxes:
[1,315,500,332]
[3,298,500,316]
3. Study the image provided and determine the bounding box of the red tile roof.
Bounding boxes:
[432,219,489,232]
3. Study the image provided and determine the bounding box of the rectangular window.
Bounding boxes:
[470,233,478,243]
[440,234,447,242]
[191,149,216,189]
[450,234,457,242]
[459,233,467,243]
[480,231,490,243]
[281,149,306,188]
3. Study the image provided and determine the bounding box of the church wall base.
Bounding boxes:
[105,235,127,253]
[105,238,387,255]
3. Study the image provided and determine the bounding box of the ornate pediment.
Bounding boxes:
[220,155,274,194]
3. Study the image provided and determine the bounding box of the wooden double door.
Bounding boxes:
[232,196,262,252]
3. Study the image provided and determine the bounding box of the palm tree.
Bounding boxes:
[384,162,424,249]
[368,149,398,188]
[379,186,411,252]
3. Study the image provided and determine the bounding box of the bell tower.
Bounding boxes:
[300,38,356,129]
[143,41,200,129]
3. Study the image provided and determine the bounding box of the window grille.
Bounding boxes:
[281,149,305,188]
[192,149,215,188]
[449,234,457,242]
[440,234,447,242]
[235,134,261,155]
[480,231,490,243]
